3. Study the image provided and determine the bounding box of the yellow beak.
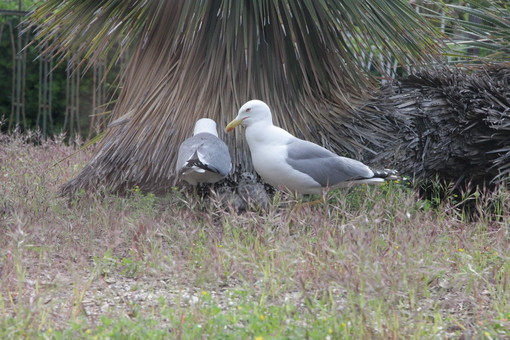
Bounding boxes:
[225,118,244,132]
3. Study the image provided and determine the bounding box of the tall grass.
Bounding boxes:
[1,131,509,339]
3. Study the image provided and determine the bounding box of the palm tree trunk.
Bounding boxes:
[60,1,372,195]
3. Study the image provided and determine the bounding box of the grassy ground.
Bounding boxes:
[1,132,509,339]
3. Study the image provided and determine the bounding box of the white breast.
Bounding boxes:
[245,124,321,194]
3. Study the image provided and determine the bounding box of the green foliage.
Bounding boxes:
[0,16,94,135]
[129,186,158,217]
[0,0,38,15]
[0,4,60,130]
[92,250,144,279]
[158,292,350,339]
[422,0,510,61]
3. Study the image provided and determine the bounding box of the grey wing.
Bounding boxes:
[195,134,232,176]
[176,136,198,174]
[285,138,373,187]
[176,133,231,176]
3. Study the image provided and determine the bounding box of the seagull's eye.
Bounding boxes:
[245,108,251,113]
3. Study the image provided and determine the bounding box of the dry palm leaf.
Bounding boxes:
[351,63,510,188]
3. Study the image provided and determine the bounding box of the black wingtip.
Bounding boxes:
[184,150,221,174]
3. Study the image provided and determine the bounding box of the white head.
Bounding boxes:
[225,100,273,132]
[193,118,218,137]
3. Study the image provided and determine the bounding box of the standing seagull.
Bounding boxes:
[176,118,232,186]
[225,100,396,195]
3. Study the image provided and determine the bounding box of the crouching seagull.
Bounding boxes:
[176,118,232,186]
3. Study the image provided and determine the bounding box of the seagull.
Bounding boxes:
[176,118,232,186]
[225,100,397,195]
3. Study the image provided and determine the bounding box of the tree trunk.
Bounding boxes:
[59,1,373,195]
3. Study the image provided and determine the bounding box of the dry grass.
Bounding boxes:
[1,132,509,339]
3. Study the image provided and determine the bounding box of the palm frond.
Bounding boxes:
[357,63,510,188]
[431,0,510,61]
[26,0,163,70]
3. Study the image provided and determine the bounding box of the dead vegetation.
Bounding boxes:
[352,63,510,189]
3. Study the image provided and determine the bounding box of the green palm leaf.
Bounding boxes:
[433,0,510,61]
